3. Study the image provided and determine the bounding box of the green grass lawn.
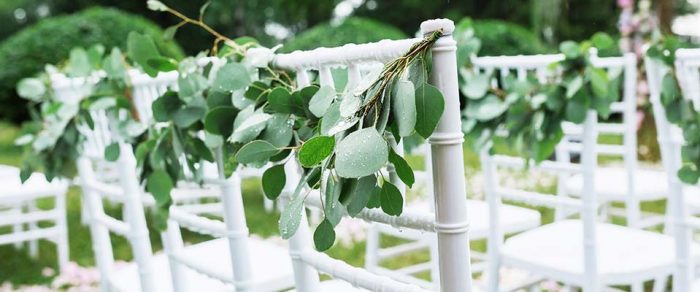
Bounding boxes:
[0,115,669,289]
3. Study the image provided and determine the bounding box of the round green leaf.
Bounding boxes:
[127,32,161,77]
[309,86,336,117]
[678,164,700,184]
[213,63,251,92]
[279,191,305,239]
[152,91,183,122]
[465,94,507,122]
[344,175,378,217]
[299,136,335,167]
[267,87,293,114]
[146,170,174,208]
[236,140,280,164]
[391,80,417,137]
[230,112,271,143]
[104,142,120,162]
[313,219,336,251]
[262,165,286,200]
[335,128,388,178]
[262,114,293,147]
[204,106,238,137]
[380,181,403,216]
[173,106,206,128]
[414,84,445,139]
[17,78,46,101]
[463,73,490,99]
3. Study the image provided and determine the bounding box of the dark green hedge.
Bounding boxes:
[281,17,407,53]
[456,18,550,56]
[0,7,183,121]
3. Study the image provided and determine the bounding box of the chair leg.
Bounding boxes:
[631,281,644,292]
[364,223,380,271]
[11,207,23,249]
[626,200,642,229]
[56,191,69,272]
[652,276,668,292]
[27,201,39,258]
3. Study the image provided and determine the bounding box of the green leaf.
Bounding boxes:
[204,106,238,137]
[388,148,415,188]
[236,140,280,164]
[147,57,178,72]
[414,84,445,139]
[245,81,269,101]
[391,80,417,137]
[279,185,305,239]
[213,63,251,92]
[320,101,341,135]
[191,138,214,162]
[344,175,378,216]
[565,98,587,123]
[262,165,286,200]
[309,86,336,117]
[313,219,336,251]
[103,48,126,80]
[146,170,174,208]
[335,128,388,178]
[339,92,361,118]
[591,32,614,50]
[178,74,208,98]
[152,91,183,122]
[678,164,700,184]
[230,112,270,143]
[127,32,161,77]
[262,114,293,147]
[67,47,91,77]
[267,87,293,114]
[104,143,120,162]
[560,41,580,59]
[173,106,205,128]
[661,74,680,105]
[17,78,45,101]
[465,94,507,121]
[324,176,344,225]
[207,91,232,108]
[588,67,608,98]
[366,186,381,209]
[566,75,583,98]
[463,73,490,99]
[299,136,335,167]
[380,181,403,216]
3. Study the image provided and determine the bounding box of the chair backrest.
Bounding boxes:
[645,48,700,292]
[473,52,637,164]
[128,70,178,124]
[272,19,472,292]
[480,110,599,290]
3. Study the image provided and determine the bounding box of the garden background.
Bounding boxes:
[0,0,698,289]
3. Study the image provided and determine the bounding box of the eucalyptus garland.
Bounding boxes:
[15,39,153,182]
[645,36,700,184]
[458,31,623,162]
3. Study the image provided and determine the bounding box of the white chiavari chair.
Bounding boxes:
[482,109,678,291]
[472,52,667,230]
[0,165,69,271]
[273,19,473,292]
[646,48,700,292]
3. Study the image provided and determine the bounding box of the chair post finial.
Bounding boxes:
[420,18,455,36]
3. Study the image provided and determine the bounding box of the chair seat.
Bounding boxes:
[0,165,68,202]
[377,199,540,241]
[110,237,295,292]
[564,167,668,201]
[501,220,682,285]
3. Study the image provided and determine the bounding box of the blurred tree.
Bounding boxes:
[47,0,341,54]
[281,17,406,53]
[0,7,183,121]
